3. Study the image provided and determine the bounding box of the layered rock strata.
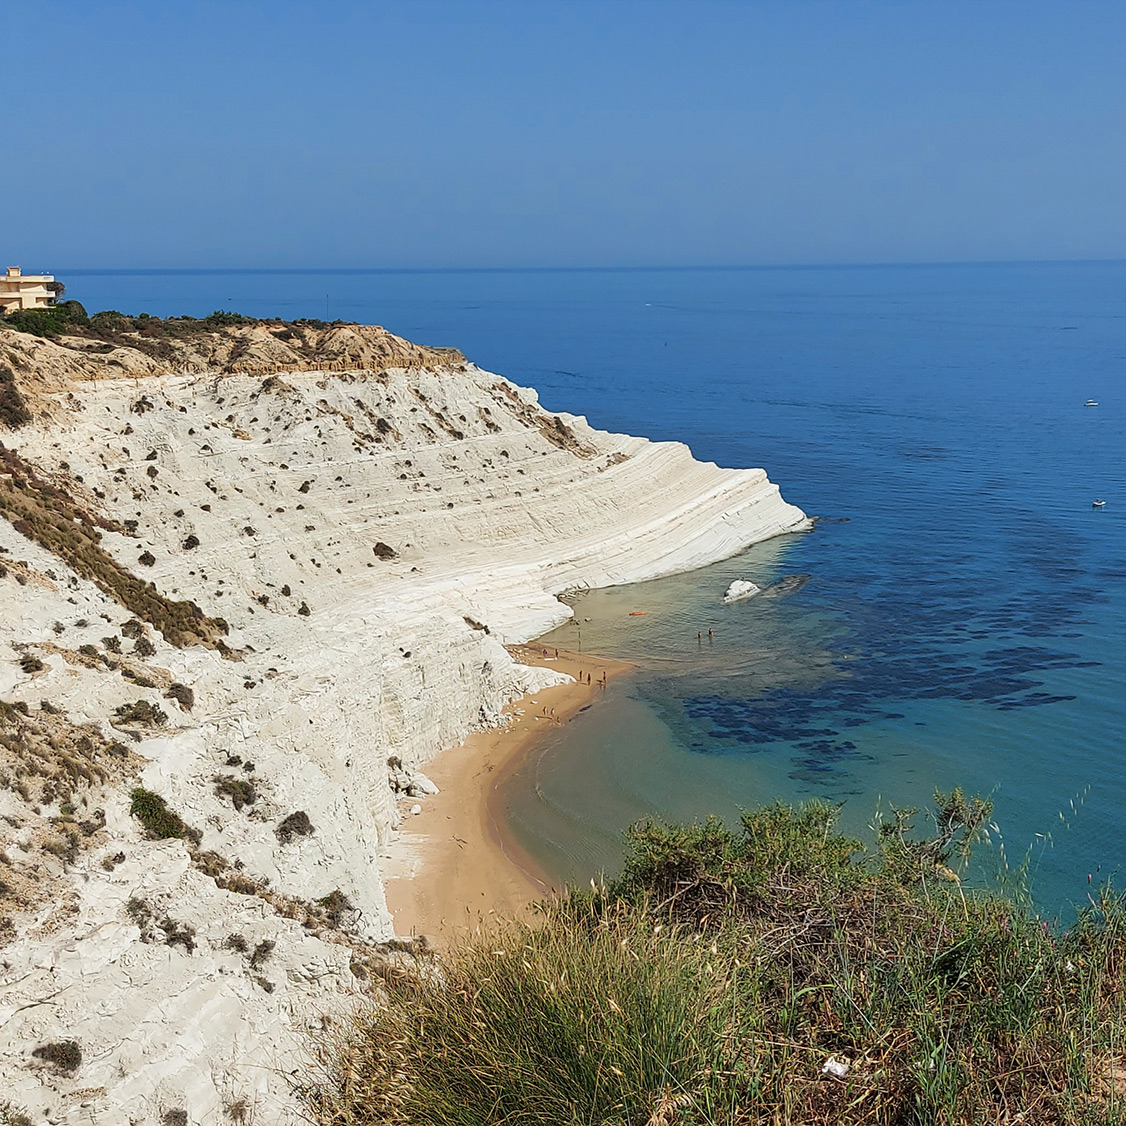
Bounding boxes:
[0,323,807,1121]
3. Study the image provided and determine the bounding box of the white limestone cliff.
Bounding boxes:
[0,325,807,1121]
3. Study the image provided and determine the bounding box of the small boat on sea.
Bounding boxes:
[1085,399,1099,407]
[1093,499,1106,508]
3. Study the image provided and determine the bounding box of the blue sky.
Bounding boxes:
[3,0,1124,269]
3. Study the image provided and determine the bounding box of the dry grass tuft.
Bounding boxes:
[0,443,228,649]
[0,699,139,942]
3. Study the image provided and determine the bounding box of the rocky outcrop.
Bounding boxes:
[723,579,762,603]
[0,325,807,1120]
[0,320,464,429]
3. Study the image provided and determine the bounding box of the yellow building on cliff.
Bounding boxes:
[0,266,58,313]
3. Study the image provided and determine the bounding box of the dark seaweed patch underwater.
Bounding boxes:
[676,509,1104,787]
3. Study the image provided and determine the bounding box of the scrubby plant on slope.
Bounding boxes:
[130,787,200,845]
[307,793,1126,1125]
[0,366,31,429]
[0,443,227,648]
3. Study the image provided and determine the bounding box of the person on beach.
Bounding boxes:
[554,648,559,658]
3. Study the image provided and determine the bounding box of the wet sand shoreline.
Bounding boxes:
[382,644,632,944]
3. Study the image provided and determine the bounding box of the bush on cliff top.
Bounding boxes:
[307,794,1126,1126]
[2,304,341,350]
[1,301,88,339]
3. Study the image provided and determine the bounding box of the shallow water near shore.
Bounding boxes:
[508,533,1126,913]
[70,261,1126,916]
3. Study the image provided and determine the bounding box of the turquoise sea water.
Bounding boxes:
[66,263,1126,914]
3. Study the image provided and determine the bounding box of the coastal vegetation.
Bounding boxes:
[1,301,267,343]
[276,809,315,843]
[0,443,229,649]
[129,787,200,844]
[30,1040,81,1075]
[309,795,1126,1125]
[0,366,31,430]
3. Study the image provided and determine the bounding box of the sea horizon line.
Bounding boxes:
[46,257,1126,279]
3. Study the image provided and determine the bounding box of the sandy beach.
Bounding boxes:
[383,645,632,943]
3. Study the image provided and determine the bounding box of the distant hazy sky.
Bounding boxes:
[3,1,1124,268]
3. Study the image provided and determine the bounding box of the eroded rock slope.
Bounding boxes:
[0,321,807,1122]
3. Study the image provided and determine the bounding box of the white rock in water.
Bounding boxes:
[410,804,423,816]
[723,579,761,604]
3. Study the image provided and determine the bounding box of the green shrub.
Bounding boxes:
[130,787,200,844]
[606,800,864,925]
[201,310,258,327]
[165,683,194,711]
[250,939,275,970]
[158,915,196,953]
[32,1039,81,1073]
[315,890,353,927]
[309,796,1126,1126]
[2,300,87,339]
[0,1101,34,1126]
[88,309,132,334]
[4,310,61,338]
